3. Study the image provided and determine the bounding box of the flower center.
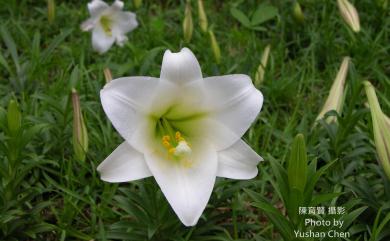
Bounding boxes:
[157,118,193,166]
[100,15,112,36]
[162,132,192,158]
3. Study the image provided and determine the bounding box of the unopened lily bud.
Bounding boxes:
[183,0,193,43]
[378,0,388,10]
[208,29,221,64]
[255,44,271,86]
[385,114,390,128]
[134,0,142,9]
[7,99,21,136]
[337,0,361,32]
[103,68,113,83]
[292,1,304,23]
[364,81,390,180]
[316,57,350,123]
[197,0,208,32]
[72,89,88,162]
[47,0,55,24]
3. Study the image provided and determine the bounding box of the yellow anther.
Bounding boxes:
[162,140,171,148]
[162,135,171,142]
[175,131,184,141]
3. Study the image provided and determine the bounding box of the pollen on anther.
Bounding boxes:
[162,140,171,148]
[175,131,184,141]
[162,135,171,142]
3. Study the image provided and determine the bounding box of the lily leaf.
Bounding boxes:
[230,8,251,28]
[251,4,278,26]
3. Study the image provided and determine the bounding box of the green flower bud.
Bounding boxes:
[104,67,113,83]
[197,0,208,32]
[183,0,193,43]
[72,89,88,162]
[254,44,271,86]
[364,81,390,180]
[316,57,350,123]
[134,0,142,9]
[292,1,304,24]
[337,0,361,32]
[208,29,221,64]
[47,0,55,24]
[288,134,308,193]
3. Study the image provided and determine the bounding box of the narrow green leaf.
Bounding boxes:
[0,25,20,72]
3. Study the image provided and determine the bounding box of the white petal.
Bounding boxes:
[217,140,263,179]
[92,25,115,53]
[88,0,109,16]
[111,0,124,10]
[115,34,128,46]
[202,74,263,150]
[160,48,203,85]
[97,142,152,182]
[80,18,95,31]
[100,77,177,153]
[144,142,217,226]
[112,12,138,35]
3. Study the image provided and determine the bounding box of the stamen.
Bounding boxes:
[175,131,184,141]
[161,130,192,162]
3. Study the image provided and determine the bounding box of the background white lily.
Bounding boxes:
[81,0,138,53]
[98,48,264,226]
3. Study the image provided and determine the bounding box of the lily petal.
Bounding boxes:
[144,142,217,226]
[81,18,96,31]
[112,11,138,38]
[160,48,203,85]
[115,34,128,46]
[201,74,263,150]
[217,140,263,179]
[88,0,109,15]
[164,74,262,151]
[97,142,152,182]
[111,0,124,10]
[100,77,177,152]
[92,24,115,53]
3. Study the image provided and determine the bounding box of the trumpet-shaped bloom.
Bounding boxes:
[81,0,138,53]
[98,48,264,226]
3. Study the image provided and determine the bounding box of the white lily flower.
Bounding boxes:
[97,48,264,226]
[81,0,138,54]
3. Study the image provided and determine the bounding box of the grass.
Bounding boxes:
[0,0,389,240]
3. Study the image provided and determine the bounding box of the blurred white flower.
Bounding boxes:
[81,0,138,53]
[97,48,264,226]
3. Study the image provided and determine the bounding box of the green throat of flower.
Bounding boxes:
[100,15,113,36]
